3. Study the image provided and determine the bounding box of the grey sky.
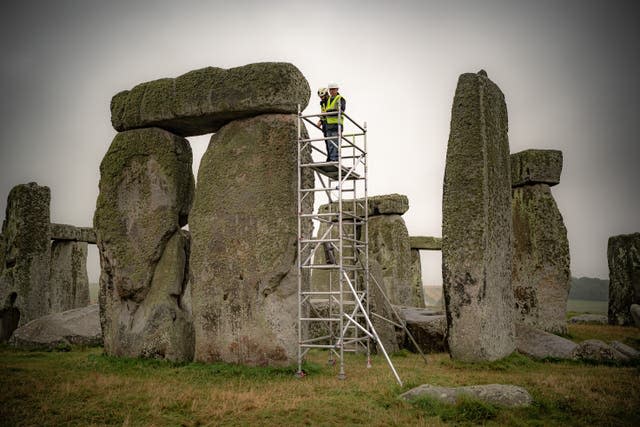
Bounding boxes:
[1,0,638,285]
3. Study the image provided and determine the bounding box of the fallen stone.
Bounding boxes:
[0,182,51,340]
[568,314,608,324]
[512,183,571,334]
[409,236,442,250]
[318,193,409,218]
[396,307,446,353]
[400,384,533,408]
[49,241,90,312]
[608,233,640,326]
[515,323,577,360]
[94,127,195,362]
[190,114,313,366]
[442,71,514,361]
[511,149,563,187]
[573,339,629,362]
[609,341,639,359]
[111,62,310,137]
[631,304,640,327]
[9,304,101,350]
[50,223,97,244]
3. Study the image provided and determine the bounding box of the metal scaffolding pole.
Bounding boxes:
[295,103,422,386]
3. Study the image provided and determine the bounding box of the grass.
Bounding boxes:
[1,324,640,427]
[566,299,608,315]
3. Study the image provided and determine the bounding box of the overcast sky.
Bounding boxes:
[1,0,638,285]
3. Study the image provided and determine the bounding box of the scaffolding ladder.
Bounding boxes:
[296,103,413,385]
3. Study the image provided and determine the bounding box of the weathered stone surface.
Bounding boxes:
[607,233,640,325]
[632,304,640,327]
[515,323,577,360]
[409,236,442,250]
[94,128,195,361]
[442,72,515,361]
[568,314,608,324]
[512,184,571,334]
[572,339,629,362]
[397,308,446,353]
[49,241,90,312]
[111,62,310,137]
[191,114,313,366]
[369,260,401,353]
[50,223,97,244]
[410,249,425,307]
[511,149,563,187]
[609,341,639,359]
[9,304,101,350]
[0,183,51,342]
[400,384,533,407]
[318,193,409,218]
[369,215,420,306]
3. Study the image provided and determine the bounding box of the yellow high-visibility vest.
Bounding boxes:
[325,95,344,125]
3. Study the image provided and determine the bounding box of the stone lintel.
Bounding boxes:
[319,193,409,217]
[50,223,97,244]
[410,236,442,250]
[511,149,562,188]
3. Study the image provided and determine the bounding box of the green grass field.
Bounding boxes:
[567,299,608,315]
[1,323,639,426]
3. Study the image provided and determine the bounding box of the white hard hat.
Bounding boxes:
[327,82,339,89]
[317,87,328,97]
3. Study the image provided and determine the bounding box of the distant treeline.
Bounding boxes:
[569,276,609,301]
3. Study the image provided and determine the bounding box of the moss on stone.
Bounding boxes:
[608,232,640,325]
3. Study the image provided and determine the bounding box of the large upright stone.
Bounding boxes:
[410,249,425,307]
[369,215,419,306]
[608,233,640,325]
[442,72,514,361]
[94,127,195,361]
[512,181,570,334]
[191,114,313,366]
[111,62,310,137]
[0,183,51,341]
[49,241,90,312]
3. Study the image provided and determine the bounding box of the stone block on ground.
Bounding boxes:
[442,71,514,361]
[49,241,90,312]
[10,304,101,350]
[0,182,51,341]
[396,307,446,353]
[50,223,97,243]
[190,114,313,366]
[409,236,442,250]
[111,62,310,137]
[400,384,533,407]
[512,184,570,334]
[515,323,577,360]
[511,149,563,187]
[568,314,607,324]
[607,233,640,326]
[94,127,195,362]
[572,339,629,362]
[609,341,639,359]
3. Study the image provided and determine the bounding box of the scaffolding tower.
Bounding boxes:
[296,103,416,385]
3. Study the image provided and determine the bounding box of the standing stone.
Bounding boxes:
[0,183,51,342]
[111,62,310,137]
[442,71,514,361]
[511,156,570,334]
[49,241,90,312]
[608,233,640,325]
[369,214,417,306]
[410,249,425,307]
[190,114,313,366]
[94,127,195,361]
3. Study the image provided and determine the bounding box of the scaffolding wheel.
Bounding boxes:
[366,357,372,369]
[295,370,306,379]
[327,358,336,366]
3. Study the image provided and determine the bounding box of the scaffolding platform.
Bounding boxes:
[307,163,361,181]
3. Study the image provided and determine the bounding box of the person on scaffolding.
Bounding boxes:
[324,82,346,162]
[316,87,329,137]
